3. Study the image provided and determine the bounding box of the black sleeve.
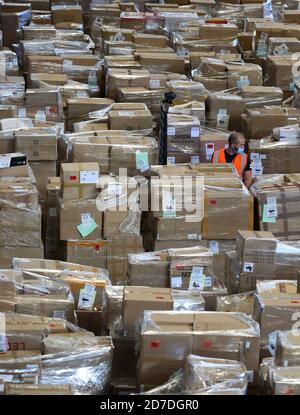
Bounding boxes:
[244,156,251,171]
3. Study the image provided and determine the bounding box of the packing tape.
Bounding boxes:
[67,240,107,248]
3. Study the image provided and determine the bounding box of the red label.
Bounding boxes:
[203,340,212,349]
[209,200,217,205]
[150,340,160,349]
[175,264,184,270]
[95,244,100,252]
[207,144,214,149]
[155,296,164,300]
[291,301,299,304]
[69,176,77,181]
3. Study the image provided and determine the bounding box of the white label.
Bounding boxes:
[0,157,10,169]
[243,262,254,273]
[279,128,298,141]
[79,170,98,184]
[45,106,56,116]
[81,213,91,224]
[191,155,199,164]
[167,127,176,136]
[188,233,198,240]
[53,310,65,319]
[18,107,27,118]
[206,143,215,160]
[217,110,229,129]
[78,284,96,310]
[77,91,87,97]
[273,43,288,56]
[171,276,182,288]
[219,109,227,116]
[250,153,260,161]
[35,110,46,122]
[110,32,125,42]
[267,196,278,217]
[260,154,267,160]
[162,191,176,218]
[63,59,72,68]
[107,183,123,196]
[135,150,149,173]
[167,157,176,165]
[0,312,6,353]
[191,127,200,138]
[117,111,135,117]
[149,79,160,88]
[177,46,188,56]
[189,266,204,291]
[251,161,263,177]
[204,276,212,288]
[0,375,13,382]
[268,330,279,356]
[283,359,288,367]
[247,370,254,382]
[237,76,250,89]
[209,240,219,254]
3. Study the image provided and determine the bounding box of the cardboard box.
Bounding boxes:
[51,5,83,25]
[123,287,173,336]
[206,92,245,131]
[66,240,106,269]
[254,293,300,342]
[0,3,31,47]
[75,310,106,336]
[108,109,152,131]
[60,162,99,201]
[59,198,103,241]
[128,251,169,288]
[154,216,202,241]
[106,237,144,284]
[241,86,283,109]
[199,130,228,162]
[167,114,201,154]
[138,311,259,389]
[0,245,44,269]
[29,161,57,201]
[106,68,150,100]
[236,230,277,275]
[138,53,185,74]
[255,182,300,240]
[0,153,29,178]
[71,136,110,174]
[15,129,57,161]
[133,33,169,48]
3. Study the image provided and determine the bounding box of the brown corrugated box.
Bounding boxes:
[108,109,152,130]
[60,162,99,201]
[51,5,82,25]
[59,198,102,241]
[128,251,169,288]
[138,53,185,74]
[15,128,57,161]
[123,287,173,336]
[66,240,107,269]
[106,236,144,285]
[0,245,44,269]
[133,33,169,48]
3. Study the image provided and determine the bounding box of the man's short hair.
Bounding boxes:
[228,132,244,145]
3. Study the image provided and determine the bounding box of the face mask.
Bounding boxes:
[236,147,245,154]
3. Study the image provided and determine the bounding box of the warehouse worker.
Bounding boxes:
[211,131,253,188]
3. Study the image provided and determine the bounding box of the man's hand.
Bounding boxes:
[244,170,254,189]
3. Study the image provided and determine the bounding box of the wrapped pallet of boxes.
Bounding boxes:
[25,89,64,123]
[12,257,111,312]
[0,76,25,106]
[251,178,300,240]
[206,92,245,131]
[97,176,144,240]
[128,251,169,288]
[240,86,283,109]
[253,290,300,347]
[15,127,57,201]
[166,114,201,163]
[260,358,300,395]
[167,246,227,310]
[0,270,75,321]
[248,136,300,174]
[105,68,151,100]
[184,355,248,395]
[275,330,300,367]
[137,310,260,390]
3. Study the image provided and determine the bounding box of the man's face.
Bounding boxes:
[232,135,245,152]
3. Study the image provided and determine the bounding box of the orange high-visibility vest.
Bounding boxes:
[211,148,248,178]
